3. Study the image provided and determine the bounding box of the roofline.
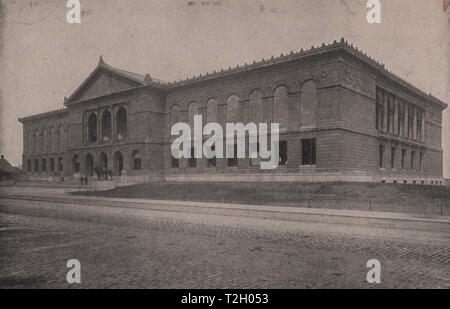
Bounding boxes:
[20,38,447,122]
[63,56,168,106]
[160,38,446,109]
[19,108,68,123]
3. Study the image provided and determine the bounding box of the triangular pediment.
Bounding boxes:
[65,58,147,104]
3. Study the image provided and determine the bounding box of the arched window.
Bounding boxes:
[72,155,80,173]
[170,105,181,127]
[101,109,112,142]
[132,150,142,171]
[88,113,98,143]
[249,90,263,124]
[206,98,218,123]
[58,126,64,152]
[226,95,240,123]
[113,151,124,175]
[273,86,289,130]
[300,80,318,127]
[85,154,94,177]
[188,101,199,129]
[116,106,127,140]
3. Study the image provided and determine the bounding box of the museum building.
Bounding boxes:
[19,38,447,184]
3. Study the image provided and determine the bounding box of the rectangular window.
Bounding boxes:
[41,159,47,172]
[301,139,316,166]
[401,149,406,169]
[228,144,238,167]
[279,140,287,166]
[408,105,414,139]
[171,157,179,168]
[411,151,416,170]
[27,160,31,172]
[49,158,55,172]
[391,147,396,169]
[419,152,423,170]
[134,158,142,170]
[416,111,423,141]
[34,159,39,172]
[189,147,197,168]
[398,102,404,136]
[379,145,385,168]
[388,96,395,133]
[58,158,64,172]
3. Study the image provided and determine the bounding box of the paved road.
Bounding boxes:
[0,193,449,288]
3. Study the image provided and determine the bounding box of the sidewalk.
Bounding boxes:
[2,189,450,224]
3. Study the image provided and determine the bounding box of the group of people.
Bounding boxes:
[80,176,89,185]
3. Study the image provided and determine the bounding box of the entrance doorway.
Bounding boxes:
[113,151,124,176]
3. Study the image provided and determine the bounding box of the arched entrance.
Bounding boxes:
[98,152,108,170]
[131,150,142,170]
[72,155,80,173]
[113,151,124,176]
[85,153,94,177]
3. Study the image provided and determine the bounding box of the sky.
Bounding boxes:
[0,0,448,176]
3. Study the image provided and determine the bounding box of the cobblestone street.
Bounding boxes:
[0,195,449,289]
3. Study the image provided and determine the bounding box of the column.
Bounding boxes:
[421,111,425,142]
[383,91,388,132]
[413,106,417,140]
[97,109,102,144]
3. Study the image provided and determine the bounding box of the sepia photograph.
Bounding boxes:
[0,0,449,298]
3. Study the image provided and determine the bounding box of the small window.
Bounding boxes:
[172,157,179,168]
[279,141,287,166]
[228,144,238,167]
[419,152,423,170]
[73,155,80,173]
[49,158,55,172]
[379,145,385,168]
[27,160,31,172]
[411,151,416,170]
[41,159,47,172]
[34,159,39,172]
[391,147,396,169]
[401,149,406,169]
[189,147,197,168]
[301,139,316,166]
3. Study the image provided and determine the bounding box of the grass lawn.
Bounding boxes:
[74,182,450,215]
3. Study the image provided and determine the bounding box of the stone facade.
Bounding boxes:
[19,39,447,184]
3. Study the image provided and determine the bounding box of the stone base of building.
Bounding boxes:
[164,172,444,185]
[19,170,445,187]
